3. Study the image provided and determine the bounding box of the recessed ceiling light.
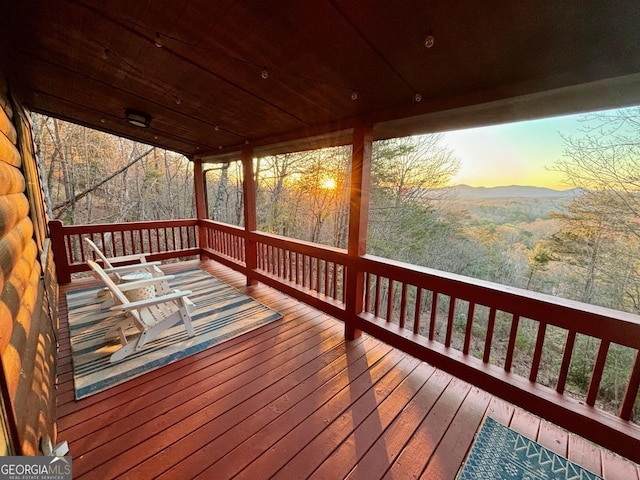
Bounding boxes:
[125,109,152,128]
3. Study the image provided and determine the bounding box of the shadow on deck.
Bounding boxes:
[56,260,640,479]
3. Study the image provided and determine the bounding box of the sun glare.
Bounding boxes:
[320,178,337,190]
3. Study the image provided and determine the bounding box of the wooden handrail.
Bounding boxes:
[49,219,640,463]
[48,219,199,280]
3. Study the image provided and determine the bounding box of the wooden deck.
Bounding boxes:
[56,260,640,480]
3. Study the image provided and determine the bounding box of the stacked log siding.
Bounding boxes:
[0,83,57,455]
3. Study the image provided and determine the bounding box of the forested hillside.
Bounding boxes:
[35,116,195,224]
[36,107,640,417]
[36,106,640,318]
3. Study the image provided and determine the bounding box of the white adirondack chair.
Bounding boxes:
[84,237,149,272]
[84,238,175,306]
[87,260,196,363]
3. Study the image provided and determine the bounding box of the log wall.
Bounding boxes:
[0,79,57,455]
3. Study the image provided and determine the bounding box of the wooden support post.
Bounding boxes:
[193,158,208,260]
[48,219,71,284]
[345,125,373,339]
[241,148,258,286]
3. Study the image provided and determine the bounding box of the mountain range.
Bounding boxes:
[444,184,581,199]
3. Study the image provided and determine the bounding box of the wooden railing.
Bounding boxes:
[198,221,347,319]
[252,232,346,316]
[353,254,640,461]
[49,219,199,283]
[199,220,246,268]
[49,219,640,462]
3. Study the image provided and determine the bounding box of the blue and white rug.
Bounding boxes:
[67,269,281,400]
[458,417,603,479]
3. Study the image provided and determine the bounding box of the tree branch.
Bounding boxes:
[53,147,155,217]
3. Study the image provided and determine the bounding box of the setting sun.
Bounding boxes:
[320,178,337,190]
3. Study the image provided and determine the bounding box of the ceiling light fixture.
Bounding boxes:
[414,93,423,102]
[154,32,163,48]
[425,31,435,48]
[125,109,152,128]
[351,90,358,101]
[261,67,269,79]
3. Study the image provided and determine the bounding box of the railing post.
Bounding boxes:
[241,148,258,286]
[48,219,71,284]
[193,157,208,260]
[345,124,373,339]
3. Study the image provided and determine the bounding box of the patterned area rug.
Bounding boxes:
[458,417,603,479]
[67,269,281,400]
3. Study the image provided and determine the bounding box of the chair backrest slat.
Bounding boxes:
[85,238,115,269]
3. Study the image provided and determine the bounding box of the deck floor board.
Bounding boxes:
[55,260,639,479]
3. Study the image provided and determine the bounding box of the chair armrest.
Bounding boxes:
[104,253,148,264]
[102,261,162,275]
[116,275,176,291]
[111,290,193,310]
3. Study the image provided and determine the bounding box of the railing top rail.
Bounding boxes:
[51,218,198,234]
[362,253,640,348]
[199,219,244,234]
[251,230,348,261]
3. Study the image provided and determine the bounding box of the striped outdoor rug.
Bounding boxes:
[67,269,281,400]
[458,417,603,479]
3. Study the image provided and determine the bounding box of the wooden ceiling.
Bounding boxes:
[2,1,640,161]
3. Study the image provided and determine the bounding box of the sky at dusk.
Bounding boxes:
[442,111,594,190]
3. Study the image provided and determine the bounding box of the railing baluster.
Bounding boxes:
[79,236,86,261]
[463,302,475,355]
[386,279,394,322]
[324,260,330,296]
[413,287,422,334]
[399,283,407,329]
[620,350,640,420]
[284,249,288,280]
[289,251,294,282]
[587,340,611,406]
[529,322,547,382]
[282,248,286,279]
[374,275,381,318]
[445,296,456,347]
[66,234,74,264]
[271,245,277,274]
[483,307,496,363]
[315,257,321,292]
[302,254,307,288]
[364,273,371,313]
[504,314,520,372]
[556,330,577,394]
[98,232,106,255]
[286,249,291,280]
[429,292,438,341]
[332,263,338,299]
[276,247,281,278]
